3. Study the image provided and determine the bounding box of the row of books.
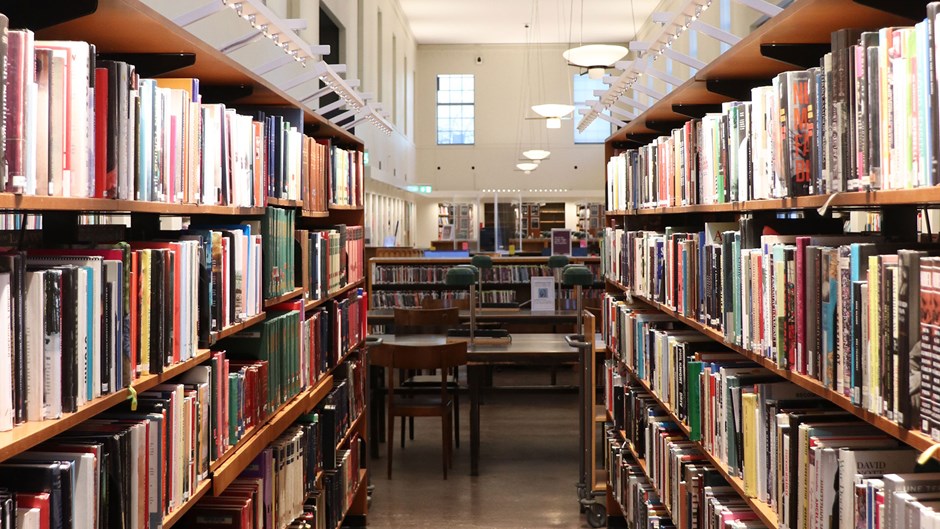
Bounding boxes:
[605,409,763,529]
[261,207,296,299]
[297,225,364,302]
[0,25,363,208]
[602,296,940,529]
[0,214,40,230]
[369,290,468,309]
[606,7,940,210]
[601,223,940,435]
[371,262,601,285]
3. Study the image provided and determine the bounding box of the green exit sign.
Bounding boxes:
[406,185,432,193]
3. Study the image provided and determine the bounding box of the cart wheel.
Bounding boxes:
[587,503,606,528]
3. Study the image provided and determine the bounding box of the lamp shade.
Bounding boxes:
[471,255,493,270]
[516,162,539,172]
[563,44,629,78]
[445,266,477,287]
[561,264,595,287]
[531,103,575,118]
[522,149,551,160]
[547,255,570,269]
[546,117,561,129]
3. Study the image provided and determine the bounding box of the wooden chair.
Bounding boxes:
[371,341,468,479]
[392,307,462,447]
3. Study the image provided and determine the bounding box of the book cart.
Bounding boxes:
[595,1,940,528]
[0,0,371,527]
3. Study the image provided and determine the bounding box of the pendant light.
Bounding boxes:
[563,0,628,80]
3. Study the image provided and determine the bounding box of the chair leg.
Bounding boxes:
[442,412,450,479]
[387,411,395,480]
[409,417,415,440]
[453,388,460,449]
[400,416,405,448]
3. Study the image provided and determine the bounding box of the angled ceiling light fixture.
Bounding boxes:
[562,0,627,80]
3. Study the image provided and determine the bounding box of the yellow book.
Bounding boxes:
[140,249,152,374]
[742,391,759,497]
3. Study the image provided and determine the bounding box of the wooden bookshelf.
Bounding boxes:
[302,209,331,219]
[619,358,780,529]
[604,0,913,142]
[335,410,367,453]
[163,478,212,529]
[207,312,267,345]
[263,286,305,308]
[212,374,334,495]
[0,348,211,463]
[305,278,366,313]
[329,204,364,211]
[0,194,266,215]
[612,282,940,456]
[267,197,304,208]
[606,186,940,216]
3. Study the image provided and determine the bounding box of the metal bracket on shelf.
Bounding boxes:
[645,120,688,134]
[96,53,196,78]
[671,103,724,119]
[759,43,830,69]
[704,79,766,101]
[0,0,97,30]
[851,0,921,20]
[199,84,254,104]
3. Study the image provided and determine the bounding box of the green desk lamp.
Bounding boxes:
[562,264,594,336]
[446,265,478,343]
[470,255,493,309]
[547,255,569,310]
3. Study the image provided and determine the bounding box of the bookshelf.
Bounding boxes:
[368,256,603,312]
[0,1,371,528]
[595,1,940,528]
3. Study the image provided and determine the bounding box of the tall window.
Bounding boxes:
[573,74,611,144]
[436,74,474,145]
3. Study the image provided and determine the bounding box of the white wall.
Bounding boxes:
[415,43,607,195]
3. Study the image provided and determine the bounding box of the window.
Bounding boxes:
[437,74,474,145]
[573,74,611,144]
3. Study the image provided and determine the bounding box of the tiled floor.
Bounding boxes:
[365,367,594,529]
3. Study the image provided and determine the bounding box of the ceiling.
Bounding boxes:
[398,0,658,45]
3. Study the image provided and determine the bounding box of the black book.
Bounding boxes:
[899,250,928,429]
[830,28,863,193]
[59,266,79,414]
[0,462,66,529]
[0,252,25,424]
[150,250,164,374]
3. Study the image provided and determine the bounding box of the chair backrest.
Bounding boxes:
[393,307,459,335]
[370,341,468,371]
[371,341,468,395]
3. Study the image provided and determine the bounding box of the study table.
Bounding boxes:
[369,333,582,476]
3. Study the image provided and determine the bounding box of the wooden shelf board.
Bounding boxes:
[0,193,265,215]
[0,349,211,463]
[35,0,363,148]
[212,375,334,495]
[607,0,913,143]
[615,285,940,456]
[163,478,212,529]
[304,278,365,312]
[594,405,607,423]
[266,197,304,208]
[302,209,330,219]
[206,312,266,345]
[263,287,304,308]
[335,410,367,452]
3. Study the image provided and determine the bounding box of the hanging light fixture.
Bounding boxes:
[531,103,575,129]
[522,149,551,160]
[563,44,629,80]
[516,162,539,172]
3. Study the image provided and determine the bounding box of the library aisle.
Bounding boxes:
[368,369,590,529]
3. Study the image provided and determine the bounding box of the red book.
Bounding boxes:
[16,492,50,529]
[94,67,108,198]
[795,237,809,373]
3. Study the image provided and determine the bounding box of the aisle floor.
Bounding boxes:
[366,367,593,529]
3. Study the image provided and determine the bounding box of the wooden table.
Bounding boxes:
[370,333,581,475]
